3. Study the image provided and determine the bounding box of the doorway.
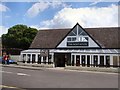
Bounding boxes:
[54,53,71,67]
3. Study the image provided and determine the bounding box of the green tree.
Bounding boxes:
[2,24,38,49]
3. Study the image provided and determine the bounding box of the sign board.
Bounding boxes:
[40,50,49,56]
[67,37,89,46]
[67,42,88,46]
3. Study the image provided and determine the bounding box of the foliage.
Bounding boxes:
[2,24,38,49]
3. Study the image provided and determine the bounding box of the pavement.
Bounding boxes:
[0,63,119,73]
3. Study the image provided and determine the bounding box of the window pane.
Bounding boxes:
[93,55,98,67]
[27,54,30,63]
[32,54,35,63]
[67,37,71,41]
[100,56,104,67]
[43,56,46,64]
[48,55,52,64]
[72,37,76,41]
[38,54,41,64]
[23,54,26,63]
[72,55,74,66]
[106,56,110,67]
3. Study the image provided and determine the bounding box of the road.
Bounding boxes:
[0,67,119,89]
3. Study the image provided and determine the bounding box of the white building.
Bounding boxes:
[20,23,120,67]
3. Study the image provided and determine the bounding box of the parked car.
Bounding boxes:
[0,56,17,64]
[8,59,17,64]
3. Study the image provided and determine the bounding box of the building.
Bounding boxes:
[20,23,120,67]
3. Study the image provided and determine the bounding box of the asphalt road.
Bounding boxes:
[1,67,119,89]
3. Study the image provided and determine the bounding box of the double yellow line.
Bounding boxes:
[0,85,26,90]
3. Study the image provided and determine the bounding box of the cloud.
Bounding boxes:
[26,2,49,18]
[30,25,40,30]
[40,4,118,28]
[26,1,69,18]
[0,26,8,36]
[0,4,9,12]
[90,0,103,6]
[49,1,69,8]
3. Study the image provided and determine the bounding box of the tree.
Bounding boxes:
[2,24,38,49]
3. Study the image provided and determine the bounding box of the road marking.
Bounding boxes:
[0,71,12,74]
[17,73,30,76]
[0,85,26,90]
[0,70,30,76]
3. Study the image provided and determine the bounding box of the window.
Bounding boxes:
[76,55,80,66]
[67,37,76,41]
[27,54,31,63]
[38,54,41,64]
[93,55,98,67]
[100,56,104,67]
[72,55,74,66]
[72,37,76,41]
[32,54,35,63]
[81,55,86,66]
[23,54,26,63]
[67,37,71,41]
[48,55,52,64]
[48,55,52,59]
[113,56,118,67]
[43,56,46,64]
[106,56,110,67]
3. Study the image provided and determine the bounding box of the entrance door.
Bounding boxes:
[54,53,71,67]
[87,55,90,67]
[76,55,80,66]
[81,55,86,67]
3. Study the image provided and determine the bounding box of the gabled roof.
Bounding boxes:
[30,29,71,49]
[30,25,119,49]
[85,27,119,48]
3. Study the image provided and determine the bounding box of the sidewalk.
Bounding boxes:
[1,63,119,73]
[65,66,119,73]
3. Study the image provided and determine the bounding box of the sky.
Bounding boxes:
[0,0,119,36]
